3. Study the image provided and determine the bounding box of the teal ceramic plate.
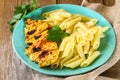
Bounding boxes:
[12,4,116,76]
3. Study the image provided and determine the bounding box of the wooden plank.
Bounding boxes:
[0,0,34,80]
[103,0,115,6]
[58,0,83,5]
[88,0,115,6]
[88,0,103,4]
[39,0,56,7]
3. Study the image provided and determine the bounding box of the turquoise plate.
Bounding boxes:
[12,4,116,76]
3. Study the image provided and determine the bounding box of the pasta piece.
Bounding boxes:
[74,22,88,33]
[59,37,70,51]
[77,28,85,36]
[43,9,72,26]
[92,27,101,49]
[66,27,73,34]
[79,14,92,22]
[73,46,79,57]
[60,50,74,69]
[100,26,109,32]
[59,12,72,18]
[88,27,98,35]
[64,55,80,65]
[64,58,84,69]
[76,35,82,44]
[65,17,81,29]
[49,10,72,19]
[75,45,86,60]
[88,47,95,57]
[60,14,81,30]
[99,26,109,38]
[100,33,105,38]
[83,33,94,41]
[80,51,100,67]
[42,9,64,18]
[62,37,75,58]
[76,22,88,32]
[77,35,86,47]
[83,41,90,54]
[86,19,97,28]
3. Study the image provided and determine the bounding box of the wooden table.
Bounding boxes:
[0,0,120,80]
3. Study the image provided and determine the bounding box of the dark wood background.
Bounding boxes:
[1,0,119,80]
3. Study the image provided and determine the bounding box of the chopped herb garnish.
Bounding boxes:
[47,25,69,45]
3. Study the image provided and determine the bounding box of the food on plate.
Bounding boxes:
[25,9,109,69]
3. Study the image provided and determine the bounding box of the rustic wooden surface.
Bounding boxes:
[0,0,120,80]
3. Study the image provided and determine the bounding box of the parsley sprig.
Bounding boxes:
[47,25,69,45]
[8,0,39,32]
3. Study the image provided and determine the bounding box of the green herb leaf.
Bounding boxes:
[14,6,24,15]
[10,23,16,32]
[8,18,17,25]
[13,13,23,19]
[47,25,69,45]
[30,0,38,10]
[8,0,39,33]
[61,32,69,39]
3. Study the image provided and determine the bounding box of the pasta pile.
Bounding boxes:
[25,9,109,69]
[42,9,109,69]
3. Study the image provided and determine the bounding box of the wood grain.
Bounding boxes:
[58,0,83,5]
[88,0,104,4]
[0,0,119,80]
[39,0,56,7]
[88,0,115,6]
[103,0,115,6]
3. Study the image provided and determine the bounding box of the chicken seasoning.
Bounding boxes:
[25,19,59,67]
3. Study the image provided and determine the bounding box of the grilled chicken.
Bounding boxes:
[25,19,60,67]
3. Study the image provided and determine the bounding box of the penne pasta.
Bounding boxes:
[66,27,73,34]
[100,26,109,32]
[62,37,75,58]
[88,47,95,57]
[76,22,88,32]
[77,28,85,36]
[42,9,65,18]
[64,55,80,65]
[83,41,90,54]
[65,17,81,29]
[86,19,97,28]
[80,51,100,67]
[60,50,74,69]
[99,26,109,38]
[92,27,101,49]
[79,14,92,22]
[60,14,81,30]
[64,58,84,69]
[75,45,86,60]
[73,46,78,57]
[76,35,82,44]
[59,37,70,51]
